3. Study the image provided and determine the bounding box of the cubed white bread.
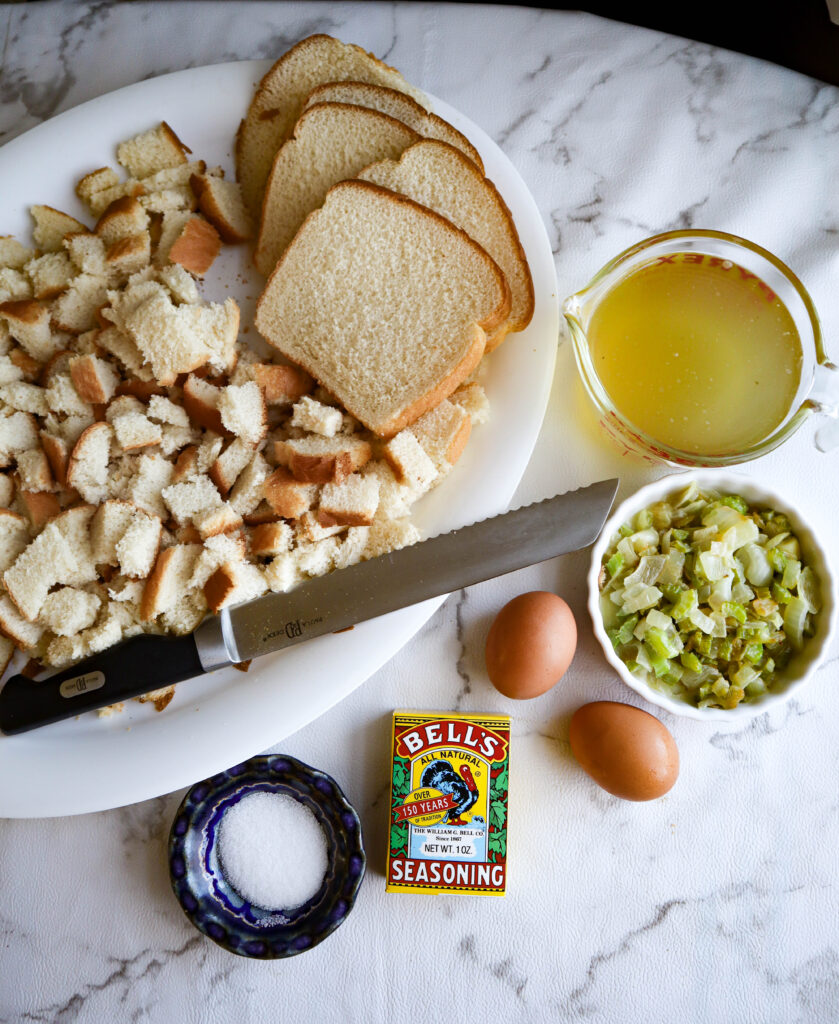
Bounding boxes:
[0,267,33,303]
[116,512,163,578]
[3,519,80,620]
[0,593,44,649]
[364,517,421,559]
[52,274,110,334]
[217,381,266,446]
[65,422,112,503]
[136,685,175,711]
[203,559,266,613]
[0,381,49,417]
[106,232,151,280]
[147,393,190,427]
[162,473,222,526]
[18,489,61,530]
[191,173,254,243]
[157,263,200,304]
[105,394,144,421]
[193,502,243,540]
[208,436,253,494]
[450,381,490,425]
[139,187,196,215]
[333,525,371,570]
[0,472,14,507]
[166,216,221,276]
[64,232,108,277]
[95,197,150,248]
[228,452,271,516]
[179,298,239,376]
[382,429,438,491]
[0,410,39,468]
[0,300,59,362]
[38,586,101,636]
[0,236,36,270]
[250,362,313,405]
[154,211,192,268]
[51,505,97,585]
[294,536,339,577]
[30,205,87,253]
[117,122,190,179]
[69,354,119,404]
[16,447,53,492]
[290,395,343,437]
[111,411,163,451]
[39,432,68,488]
[96,325,144,373]
[273,435,372,484]
[262,551,299,593]
[75,167,121,214]
[189,531,247,590]
[295,511,345,545]
[409,399,472,471]
[0,355,24,385]
[317,473,380,527]
[263,465,317,519]
[45,374,93,418]
[141,160,206,193]
[123,453,173,517]
[120,290,207,384]
[23,253,76,300]
[91,499,136,564]
[195,434,224,474]
[249,520,292,557]
[0,508,30,572]
[158,589,208,637]
[140,542,202,620]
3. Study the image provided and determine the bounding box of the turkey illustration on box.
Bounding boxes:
[386,710,510,896]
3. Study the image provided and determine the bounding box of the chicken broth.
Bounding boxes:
[386,710,510,896]
[588,253,803,456]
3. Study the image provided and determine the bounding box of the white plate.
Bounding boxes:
[0,61,558,818]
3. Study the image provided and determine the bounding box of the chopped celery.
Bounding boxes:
[606,551,625,578]
[670,588,698,621]
[599,485,822,709]
[784,597,809,649]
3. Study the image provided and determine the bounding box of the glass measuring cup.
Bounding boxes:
[562,229,839,465]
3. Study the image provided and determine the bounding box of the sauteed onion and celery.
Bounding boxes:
[599,483,821,709]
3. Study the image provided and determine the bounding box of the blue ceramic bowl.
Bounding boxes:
[168,754,366,959]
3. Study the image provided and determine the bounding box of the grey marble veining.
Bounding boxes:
[1,2,839,1022]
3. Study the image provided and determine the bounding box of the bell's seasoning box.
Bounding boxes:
[386,709,510,896]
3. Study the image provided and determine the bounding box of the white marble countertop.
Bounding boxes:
[1,2,838,1021]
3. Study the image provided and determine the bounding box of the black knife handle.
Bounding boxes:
[0,633,205,735]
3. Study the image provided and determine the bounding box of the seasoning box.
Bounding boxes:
[386,709,510,896]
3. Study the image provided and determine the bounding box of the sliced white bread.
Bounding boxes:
[235,33,428,219]
[303,82,483,172]
[254,103,420,276]
[358,139,533,350]
[255,180,510,436]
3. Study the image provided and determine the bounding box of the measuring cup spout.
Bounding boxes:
[810,361,839,452]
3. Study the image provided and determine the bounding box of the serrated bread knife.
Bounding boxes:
[0,478,618,734]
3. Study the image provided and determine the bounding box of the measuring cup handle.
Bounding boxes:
[810,362,839,452]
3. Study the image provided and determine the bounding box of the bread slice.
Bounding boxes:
[255,181,509,436]
[358,140,533,350]
[303,82,483,172]
[254,103,420,276]
[236,33,428,219]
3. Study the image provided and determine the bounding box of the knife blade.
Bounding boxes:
[0,478,618,734]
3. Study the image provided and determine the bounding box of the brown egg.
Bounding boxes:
[569,701,679,801]
[485,591,577,699]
